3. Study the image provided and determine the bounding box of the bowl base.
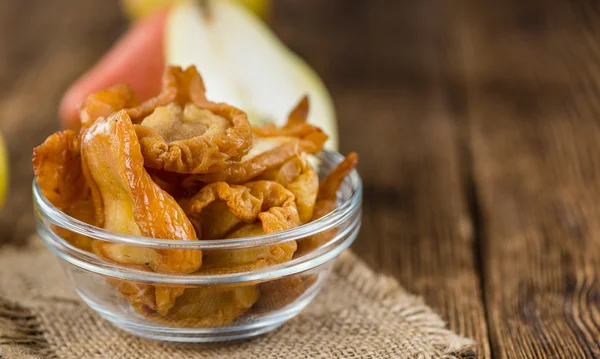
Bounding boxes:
[112,320,285,343]
[78,282,321,343]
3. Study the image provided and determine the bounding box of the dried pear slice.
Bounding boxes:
[81,110,201,274]
[180,182,262,240]
[79,84,139,130]
[81,110,202,314]
[142,285,259,328]
[33,130,95,251]
[259,154,318,223]
[296,153,358,255]
[133,66,253,174]
[183,181,299,273]
[33,130,87,207]
[184,96,327,185]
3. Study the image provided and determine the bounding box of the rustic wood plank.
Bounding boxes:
[0,0,126,244]
[458,0,600,357]
[273,1,489,355]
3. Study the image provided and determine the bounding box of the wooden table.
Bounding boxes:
[1,0,600,357]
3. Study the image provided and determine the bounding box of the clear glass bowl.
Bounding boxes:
[33,150,362,343]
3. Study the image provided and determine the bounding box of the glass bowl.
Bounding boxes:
[33,150,362,343]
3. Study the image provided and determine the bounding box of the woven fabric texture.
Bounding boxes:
[0,238,475,359]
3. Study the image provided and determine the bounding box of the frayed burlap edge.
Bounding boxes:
[0,241,476,359]
[334,251,477,358]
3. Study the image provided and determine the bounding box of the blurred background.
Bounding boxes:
[5,1,600,357]
[0,0,501,352]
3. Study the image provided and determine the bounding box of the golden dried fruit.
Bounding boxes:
[34,61,357,328]
[181,182,262,240]
[79,84,139,130]
[183,181,299,273]
[146,167,189,199]
[58,199,96,251]
[32,130,96,251]
[213,222,297,273]
[110,280,186,316]
[33,130,87,207]
[82,110,201,274]
[133,66,253,173]
[259,154,318,223]
[142,285,259,328]
[296,153,358,254]
[81,110,202,314]
[184,96,327,185]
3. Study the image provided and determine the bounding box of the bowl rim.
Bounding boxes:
[33,150,362,250]
[37,217,361,283]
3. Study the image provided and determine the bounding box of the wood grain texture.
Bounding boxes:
[457,0,600,357]
[12,0,600,357]
[272,1,488,356]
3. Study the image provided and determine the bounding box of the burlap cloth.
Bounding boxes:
[0,238,475,359]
